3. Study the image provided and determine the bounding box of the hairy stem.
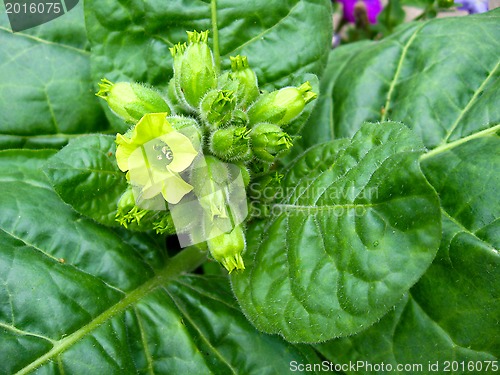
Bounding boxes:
[211,0,221,72]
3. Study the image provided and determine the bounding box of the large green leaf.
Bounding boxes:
[311,10,500,371]
[44,135,127,227]
[84,0,333,130]
[0,150,321,374]
[232,122,441,342]
[302,10,500,149]
[0,3,108,149]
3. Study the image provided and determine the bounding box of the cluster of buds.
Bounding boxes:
[97,30,317,273]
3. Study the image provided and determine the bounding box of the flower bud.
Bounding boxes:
[170,31,217,110]
[210,126,252,162]
[247,81,317,127]
[166,77,184,114]
[229,55,260,109]
[115,187,150,228]
[152,212,176,235]
[207,225,246,273]
[169,43,188,109]
[115,187,176,234]
[96,79,170,123]
[250,123,293,162]
[200,89,236,128]
[232,109,249,127]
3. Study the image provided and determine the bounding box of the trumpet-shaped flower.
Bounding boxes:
[116,113,198,205]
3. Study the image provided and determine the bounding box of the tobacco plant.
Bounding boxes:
[0,1,498,374]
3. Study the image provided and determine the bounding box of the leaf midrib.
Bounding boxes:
[420,123,500,161]
[0,26,89,55]
[15,246,206,375]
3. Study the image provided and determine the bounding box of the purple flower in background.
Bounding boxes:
[337,0,383,24]
[456,0,488,13]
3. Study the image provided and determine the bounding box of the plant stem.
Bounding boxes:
[211,0,221,72]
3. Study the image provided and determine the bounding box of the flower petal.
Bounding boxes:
[161,173,194,204]
[163,131,199,172]
[115,112,171,172]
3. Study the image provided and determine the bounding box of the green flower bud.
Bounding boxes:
[169,43,188,109]
[207,224,246,273]
[170,31,217,110]
[115,187,175,235]
[152,213,176,235]
[229,55,260,109]
[166,77,184,114]
[200,89,236,128]
[210,126,252,162]
[231,109,249,127]
[247,81,317,127]
[96,79,170,123]
[250,123,293,162]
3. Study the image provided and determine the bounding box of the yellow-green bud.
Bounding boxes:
[115,187,175,235]
[200,89,236,128]
[251,123,293,162]
[207,225,246,273]
[247,82,317,127]
[210,126,252,162]
[170,31,217,110]
[229,55,260,109]
[96,79,170,123]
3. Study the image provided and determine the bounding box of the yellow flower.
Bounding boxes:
[116,113,198,204]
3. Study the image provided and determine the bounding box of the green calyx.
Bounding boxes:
[187,30,209,44]
[229,55,260,109]
[115,187,176,234]
[247,81,317,127]
[171,31,217,110]
[207,225,246,273]
[96,79,170,123]
[251,123,293,162]
[210,126,252,162]
[200,89,236,128]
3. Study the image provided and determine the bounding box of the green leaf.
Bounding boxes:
[311,11,500,366]
[298,41,372,151]
[84,0,332,130]
[303,10,500,150]
[44,135,127,227]
[0,150,320,374]
[232,122,441,342]
[0,5,108,149]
